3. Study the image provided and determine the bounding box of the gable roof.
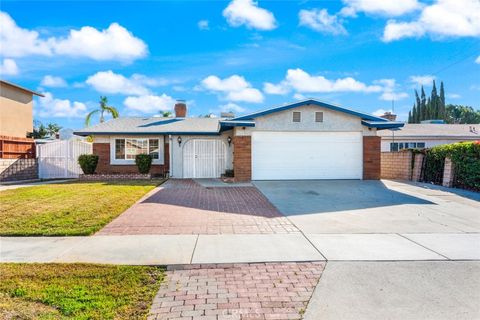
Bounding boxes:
[74,117,222,136]
[377,124,480,138]
[0,80,44,97]
[232,98,390,122]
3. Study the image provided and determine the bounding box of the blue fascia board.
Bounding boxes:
[233,99,388,122]
[219,121,255,127]
[138,118,183,127]
[73,131,221,136]
[361,120,405,129]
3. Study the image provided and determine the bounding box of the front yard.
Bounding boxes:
[0,180,164,236]
[0,263,164,320]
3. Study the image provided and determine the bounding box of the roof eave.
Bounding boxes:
[362,120,405,130]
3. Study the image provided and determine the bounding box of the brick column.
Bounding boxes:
[233,136,251,181]
[93,143,110,173]
[442,157,454,187]
[363,136,381,180]
[412,153,424,182]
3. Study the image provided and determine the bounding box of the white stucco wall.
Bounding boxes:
[234,104,376,136]
[169,132,234,178]
[380,137,479,152]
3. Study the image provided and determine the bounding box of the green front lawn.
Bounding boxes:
[0,180,164,236]
[0,263,164,320]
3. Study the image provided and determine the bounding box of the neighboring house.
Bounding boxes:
[378,124,480,152]
[0,80,44,138]
[74,99,403,181]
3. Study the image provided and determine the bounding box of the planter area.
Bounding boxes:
[79,173,152,181]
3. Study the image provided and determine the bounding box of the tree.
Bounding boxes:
[446,105,480,124]
[439,82,446,120]
[408,81,452,123]
[430,80,438,119]
[161,111,172,117]
[85,96,119,126]
[31,123,48,139]
[420,86,427,121]
[46,123,62,138]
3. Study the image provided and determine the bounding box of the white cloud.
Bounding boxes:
[41,75,67,87]
[0,58,19,75]
[293,93,308,100]
[283,68,383,93]
[223,0,277,30]
[219,102,247,113]
[373,108,392,116]
[123,94,175,113]
[447,93,461,99]
[409,75,435,86]
[86,71,167,95]
[200,75,264,103]
[382,0,480,42]
[476,55,480,64]
[37,92,87,118]
[341,0,420,17]
[263,82,290,95]
[376,78,409,101]
[299,9,347,35]
[198,20,210,30]
[0,11,147,62]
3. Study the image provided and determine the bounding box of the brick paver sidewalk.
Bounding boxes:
[148,262,325,320]
[97,180,298,235]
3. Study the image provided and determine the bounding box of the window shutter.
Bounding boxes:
[315,112,324,122]
[292,111,301,122]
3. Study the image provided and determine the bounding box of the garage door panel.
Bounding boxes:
[252,132,362,180]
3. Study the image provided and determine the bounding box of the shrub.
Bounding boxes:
[78,154,99,174]
[423,141,480,191]
[135,154,153,174]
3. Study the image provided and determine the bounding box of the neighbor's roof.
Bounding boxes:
[0,80,44,97]
[377,124,480,138]
[74,117,223,136]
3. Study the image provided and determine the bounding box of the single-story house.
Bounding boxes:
[74,99,403,181]
[378,124,480,152]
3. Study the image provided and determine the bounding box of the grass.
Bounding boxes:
[0,180,164,236]
[0,263,164,320]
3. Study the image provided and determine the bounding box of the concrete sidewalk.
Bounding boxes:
[1,233,478,265]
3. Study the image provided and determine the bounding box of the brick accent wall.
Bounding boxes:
[233,136,251,181]
[0,158,38,181]
[93,142,169,176]
[363,136,381,180]
[381,150,413,180]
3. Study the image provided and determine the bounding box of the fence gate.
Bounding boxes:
[38,140,92,179]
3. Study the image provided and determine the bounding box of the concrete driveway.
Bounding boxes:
[254,179,480,234]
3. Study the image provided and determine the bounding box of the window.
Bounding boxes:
[114,138,161,160]
[292,111,301,122]
[390,142,426,152]
[315,112,324,122]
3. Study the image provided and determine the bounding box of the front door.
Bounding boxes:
[183,139,227,178]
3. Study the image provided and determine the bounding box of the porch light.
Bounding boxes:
[177,136,182,146]
[227,136,232,146]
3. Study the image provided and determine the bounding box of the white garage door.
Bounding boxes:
[183,139,227,178]
[252,131,362,180]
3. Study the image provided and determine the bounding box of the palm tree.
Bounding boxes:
[46,123,62,138]
[161,111,172,117]
[85,96,119,126]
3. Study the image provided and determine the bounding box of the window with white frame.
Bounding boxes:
[114,138,161,160]
[390,142,426,152]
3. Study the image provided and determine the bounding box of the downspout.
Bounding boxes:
[169,135,173,178]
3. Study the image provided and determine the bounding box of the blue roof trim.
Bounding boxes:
[138,118,183,127]
[73,131,221,136]
[233,99,388,122]
[361,120,405,130]
[219,120,255,127]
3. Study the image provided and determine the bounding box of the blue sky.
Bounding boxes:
[1,0,479,130]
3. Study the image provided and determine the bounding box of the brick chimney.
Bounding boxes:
[174,100,187,118]
[380,111,396,121]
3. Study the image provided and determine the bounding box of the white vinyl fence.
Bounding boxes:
[37,140,92,179]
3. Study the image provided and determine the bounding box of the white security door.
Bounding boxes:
[183,139,227,178]
[252,131,362,180]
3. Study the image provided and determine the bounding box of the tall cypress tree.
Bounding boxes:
[430,80,438,119]
[420,86,427,122]
[408,110,412,123]
[439,81,446,120]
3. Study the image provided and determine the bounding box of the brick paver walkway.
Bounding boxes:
[148,262,325,320]
[97,180,298,235]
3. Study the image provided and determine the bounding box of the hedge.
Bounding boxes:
[423,141,480,191]
[135,154,153,174]
[78,154,99,174]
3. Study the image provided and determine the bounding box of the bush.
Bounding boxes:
[423,141,480,191]
[135,154,153,174]
[78,154,99,174]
